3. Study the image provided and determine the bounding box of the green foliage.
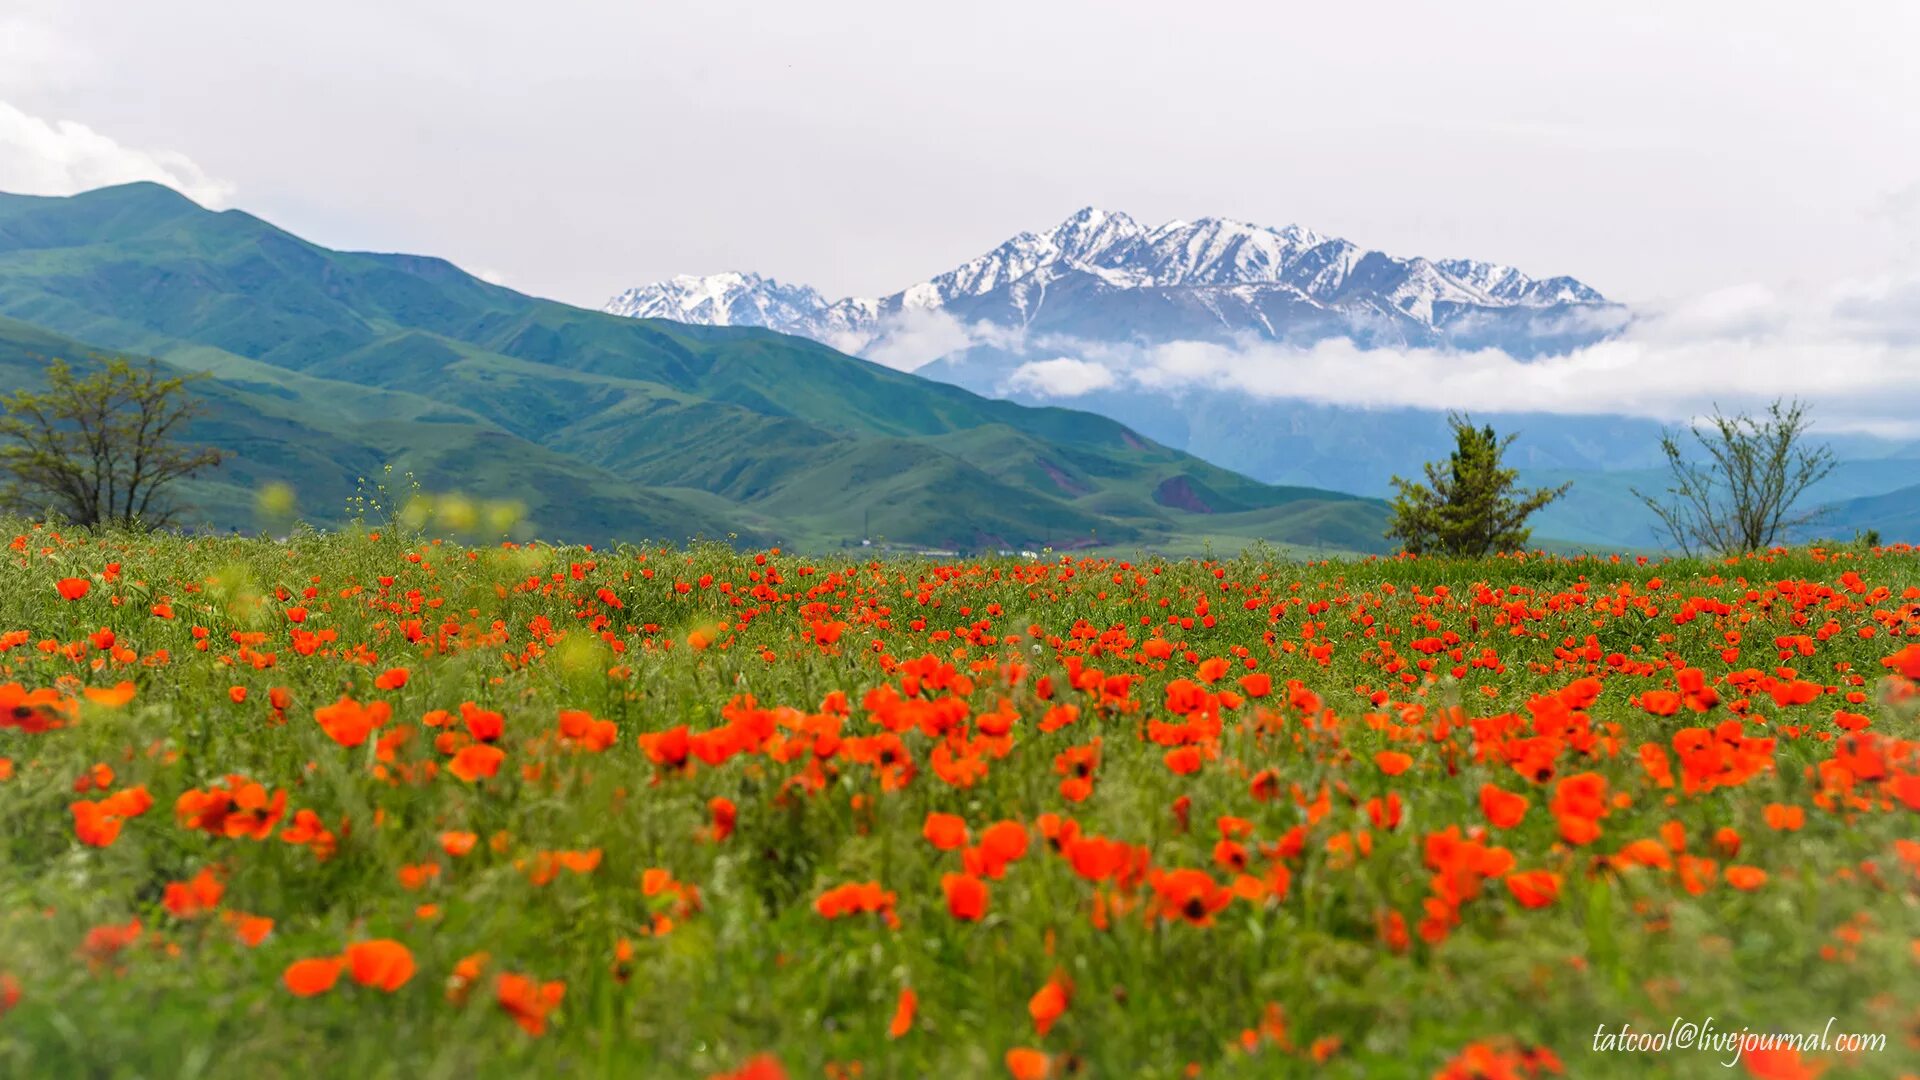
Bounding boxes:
[1385,414,1570,556]
[0,356,223,528]
[344,464,422,532]
[1633,398,1838,558]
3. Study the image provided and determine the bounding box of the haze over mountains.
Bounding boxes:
[0,183,1390,554]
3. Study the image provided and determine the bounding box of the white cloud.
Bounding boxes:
[1003,357,1117,398]
[0,99,234,207]
[995,272,1920,436]
[856,307,1025,372]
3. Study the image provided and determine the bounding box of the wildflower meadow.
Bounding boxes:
[1,525,1917,1078]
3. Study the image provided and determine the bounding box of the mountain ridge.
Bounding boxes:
[604,206,1614,355]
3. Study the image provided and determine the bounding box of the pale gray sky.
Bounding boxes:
[3,0,1917,308]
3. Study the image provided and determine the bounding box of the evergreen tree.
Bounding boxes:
[1386,415,1569,556]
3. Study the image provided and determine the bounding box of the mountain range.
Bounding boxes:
[0,183,1391,554]
[606,207,1619,358]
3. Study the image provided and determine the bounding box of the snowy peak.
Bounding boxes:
[1435,258,1605,306]
[603,208,1612,354]
[1136,216,1327,286]
[1044,206,1147,266]
[604,271,832,327]
[908,207,1151,307]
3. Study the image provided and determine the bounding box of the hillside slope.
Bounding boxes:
[0,316,766,543]
[0,183,1390,552]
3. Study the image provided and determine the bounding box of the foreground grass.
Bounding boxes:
[1,524,1917,1078]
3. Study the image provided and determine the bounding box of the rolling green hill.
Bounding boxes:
[0,315,770,543]
[0,183,1391,552]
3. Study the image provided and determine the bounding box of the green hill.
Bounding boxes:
[0,183,1390,552]
[0,315,766,543]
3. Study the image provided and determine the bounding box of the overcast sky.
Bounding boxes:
[3,0,1917,309]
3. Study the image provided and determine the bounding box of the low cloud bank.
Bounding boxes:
[1004,357,1117,397]
[847,307,1028,373]
[968,274,1920,436]
[0,99,234,207]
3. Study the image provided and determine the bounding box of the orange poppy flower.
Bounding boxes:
[495,971,567,1035]
[284,956,345,997]
[814,881,898,926]
[225,913,273,947]
[80,918,142,968]
[1504,870,1561,909]
[1640,689,1681,716]
[1615,838,1672,870]
[708,1054,789,1080]
[922,812,969,851]
[314,695,390,748]
[82,681,136,708]
[1006,1047,1051,1080]
[446,951,489,1004]
[707,797,737,842]
[1479,784,1529,829]
[56,577,90,601]
[1163,746,1203,775]
[639,725,692,769]
[1882,643,1920,679]
[344,939,415,992]
[449,743,506,782]
[1028,973,1071,1036]
[888,986,917,1038]
[162,867,225,919]
[1151,868,1233,926]
[397,863,440,891]
[978,820,1030,868]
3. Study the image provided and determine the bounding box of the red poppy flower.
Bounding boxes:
[943,872,988,921]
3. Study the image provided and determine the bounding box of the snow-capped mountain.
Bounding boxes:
[604,207,1614,356]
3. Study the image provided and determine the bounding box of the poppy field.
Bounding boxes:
[2,526,1918,1079]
